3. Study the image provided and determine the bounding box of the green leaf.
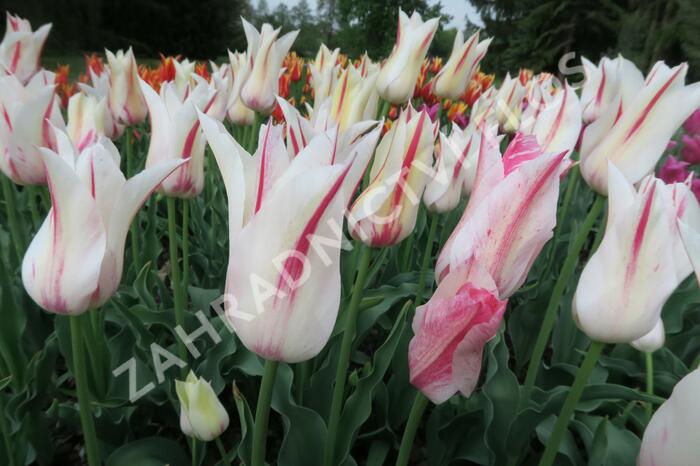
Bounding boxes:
[106,437,189,466]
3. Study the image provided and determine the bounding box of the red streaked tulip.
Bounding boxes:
[631,319,665,353]
[226,50,255,126]
[140,78,218,198]
[176,371,229,442]
[21,129,183,314]
[0,13,51,84]
[638,367,700,466]
[409,259,507,403]
[436,130,568,298]
[198,111,380,362]
[573,165,700,343]
[580,62,700,195]
[376,9,439,104]
[328,65,379,132]
[173,58,196,94]
[66,92,107,151]
[78,70,125,139]
[309,44,340,106]
[469,87,497,128]
[205,65,232,122]
[0,73,64,185]
[106,48,148,125]
[423,123,483,213]
[348,106,437,247]
[519,82,582,155]
[432,31,491,101]
[492,72,526,132]
[239,18,298,114]
[579,55,643,125]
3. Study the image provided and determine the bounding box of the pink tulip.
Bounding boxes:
[683,107,700,135]
[658,155,691,184]
[409,259,506,403]
[436,130,569,298]
[681,134,700,164]
[199,112,380,362]
[0,13,51,84]
[0,72,64,185]
[22,129,183,314]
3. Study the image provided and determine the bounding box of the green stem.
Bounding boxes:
[126,128,141,272]
[295,360,310,404]
[543,166,580,272]
[521,195,605,405]
[251,360,279,466]
[415,213,439,307]
[0,254,25,388]
[182,199,190,304]
[323,244,372,466]
[395,391,430,466]
[377,99,391,121]
[70,315,101,466]
[1,176,25,264]
[26,186,40,228]
[645,352,654,422]
[538,340,604,466]
[215,437,232,466]
[167,197,187,371]
[0,394,16,466]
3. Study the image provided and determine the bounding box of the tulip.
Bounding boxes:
[631,319,665,353]
[309,44,340,106]
[356,52,379,78]
[678,219,700,286]
[173,58,196,94]
[176,371,229,442]
[579,55,643,124]
[66,92,107,151]
[436,130,568,298]
[348,106,437,247]
[78,70,125,139]
[681,134,700,164]
[432,31,491,101]
[491,73,526,133]
[140,78,218,198]
[580,62,700,195]
[683,107,700,135]
[469,87,497,128]
[227,50,255,126]
[658,155,691,184]
[423,123,482,213]
[572,164,700,343]
[409,259,507,403]
[0,73,65,185]
[198,111,380,362]
[0,13,51,84]
[239,18,298,114]
[375,9,439,104]
[638,367,700,466]
[327,65,379,132]
[205,64,232,122]
[519,82,582,155]
[22,128,183,314]
[106,48,148,125]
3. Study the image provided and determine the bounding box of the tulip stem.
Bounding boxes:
[377,99,391,121]
[215,437,232,466]
[26,186,41,229]
[1,176,25,265]
[415,213,439,307]
[645,352,654,422]
[521,194,605,405]
[538,340,604,466]
[252,359,279,466]
[70,315,101,466]
[396,391,430,466]
[167,197,187,373]
[182,199,190,303]
[324,244,372,466]
[126,128,141,272]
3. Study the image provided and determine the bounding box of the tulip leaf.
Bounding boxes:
[106,436,189,466]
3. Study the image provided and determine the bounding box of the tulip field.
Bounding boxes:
[3,7,700,466]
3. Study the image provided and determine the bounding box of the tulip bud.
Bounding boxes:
[226,51,255,126]
[22,128,183,314]
[638,367,700,466]
[310,44,340,106]
[0,73,65,185]
[432,31,491,101]
[106,48,148,125]
[409,259,506,403]
[204,67,232,122]
[348,107,437,247]
[573,164,700,343]
[519,82,582,155]
[492,73,526,133]
[199,111,380,362]
[580,61,700,195]
[239,19,299,114]
[176,371,229,442]
[376,9,439,104]
[140,79,218,198]
[67,92,107,151]
[0,13,51,84]
[437,131,568,298]
[631,319,665,353]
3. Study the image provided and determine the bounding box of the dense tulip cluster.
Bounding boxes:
[2,9,700,466]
